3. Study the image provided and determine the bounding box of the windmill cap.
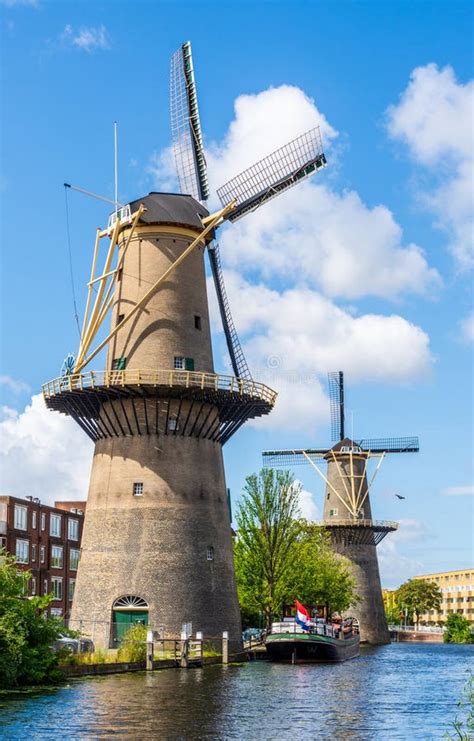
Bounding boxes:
[128,192,209,231]
[325,438,364,456]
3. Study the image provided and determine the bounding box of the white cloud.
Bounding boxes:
[0,375,31,394]
[296,482,321,521]
[387,64,474,269]
[441,484,474,497]
[459,312,474,343]
[217,182,440,300]
[151,84,440,301]
[60,24,110,53]
[207,85,338,191]
[209,272,433,431]
[0,394,93,505]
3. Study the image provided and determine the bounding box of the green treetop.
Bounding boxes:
[395,578,442,627]
[233,469,358,629]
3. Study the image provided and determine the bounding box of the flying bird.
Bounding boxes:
[395,494,406,500]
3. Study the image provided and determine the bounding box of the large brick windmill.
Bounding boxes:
[42,41,328,648]
[263,371,419,644]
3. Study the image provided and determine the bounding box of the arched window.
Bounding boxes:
[113,595,148,610]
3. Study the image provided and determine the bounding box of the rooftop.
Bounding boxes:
[128,192,209,230]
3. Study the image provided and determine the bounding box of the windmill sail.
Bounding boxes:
[328,371,344,442]
[216,127,326,222]
[208,242,252,380]
[262,449,328,467]
[356,437,419,453]
[170,41,209,202]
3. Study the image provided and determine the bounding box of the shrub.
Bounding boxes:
[444,614,474,644]
[0,550,65,687]
[117,624,147,662]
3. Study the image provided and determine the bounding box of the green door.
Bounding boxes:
[113,610,148,644]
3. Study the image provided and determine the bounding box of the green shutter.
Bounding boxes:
[185,357,194,371]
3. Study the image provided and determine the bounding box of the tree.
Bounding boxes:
[444,614,474,644]
[234,469,302,629]
[233,471,359,628]
[0,550,65,687]
[395,578,442,627]
[286,523,358,616]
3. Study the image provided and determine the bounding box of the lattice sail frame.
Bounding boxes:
[328,371,344,442]
[216,127,326,222]
[170,41,209,202]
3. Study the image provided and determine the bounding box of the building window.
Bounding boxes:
[32,511,37,529]
[51,545,63,568]
[117,313,125,325]
[168,418,178,432]
[16,539,29,564]
[329,509,338,517]
[31,577,37,596]
[133,482,143,497]
[51,577,63,600]
[14,505,27,531]
[207,546,214,561]
[174,356,185,370]
[117,268,123,282]
[70,548,80,571]
[50,514,62,538]
[50,608,63,617]
[194,315,202,330]
[41,512,46,531]
[31,544,36,562]
[68,518,79,541]
[43,577,49,595]
[0,536,6,551]
[69,578,76,601]
[112,357,127,370]
[40,545,45,564]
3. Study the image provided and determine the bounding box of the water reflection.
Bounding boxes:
[0,644,472,740]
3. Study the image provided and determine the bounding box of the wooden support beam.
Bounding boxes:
[358,452,385,514]
[302,452,355,517]
[76,206,144,371]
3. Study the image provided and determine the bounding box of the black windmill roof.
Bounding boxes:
[129,192,209,231]
[326,437,361,455]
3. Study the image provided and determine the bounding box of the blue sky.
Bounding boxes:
[0,0,472,588]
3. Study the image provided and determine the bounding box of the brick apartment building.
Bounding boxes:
[0,496,86,621]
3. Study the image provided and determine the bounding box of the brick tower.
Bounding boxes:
[322,439,397,644]
[43,193,276,648]
[263,371,419,644]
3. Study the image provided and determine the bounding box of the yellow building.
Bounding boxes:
[414,568,474,625]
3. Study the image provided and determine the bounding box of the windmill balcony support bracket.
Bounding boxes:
[42,369,277,444]
[318,519,399,546]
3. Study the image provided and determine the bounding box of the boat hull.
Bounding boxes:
[265,633,360,663]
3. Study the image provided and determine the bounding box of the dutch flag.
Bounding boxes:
[295,600,311,631]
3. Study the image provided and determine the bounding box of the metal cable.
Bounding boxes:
[64,185,82,337]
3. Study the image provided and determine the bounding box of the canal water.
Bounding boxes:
[0,643,473,740]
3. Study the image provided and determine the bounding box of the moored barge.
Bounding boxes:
[266,618,360,663]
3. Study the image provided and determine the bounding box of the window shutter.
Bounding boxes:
[185,357,195,371]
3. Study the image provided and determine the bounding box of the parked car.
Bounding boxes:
[51,636,94,654]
